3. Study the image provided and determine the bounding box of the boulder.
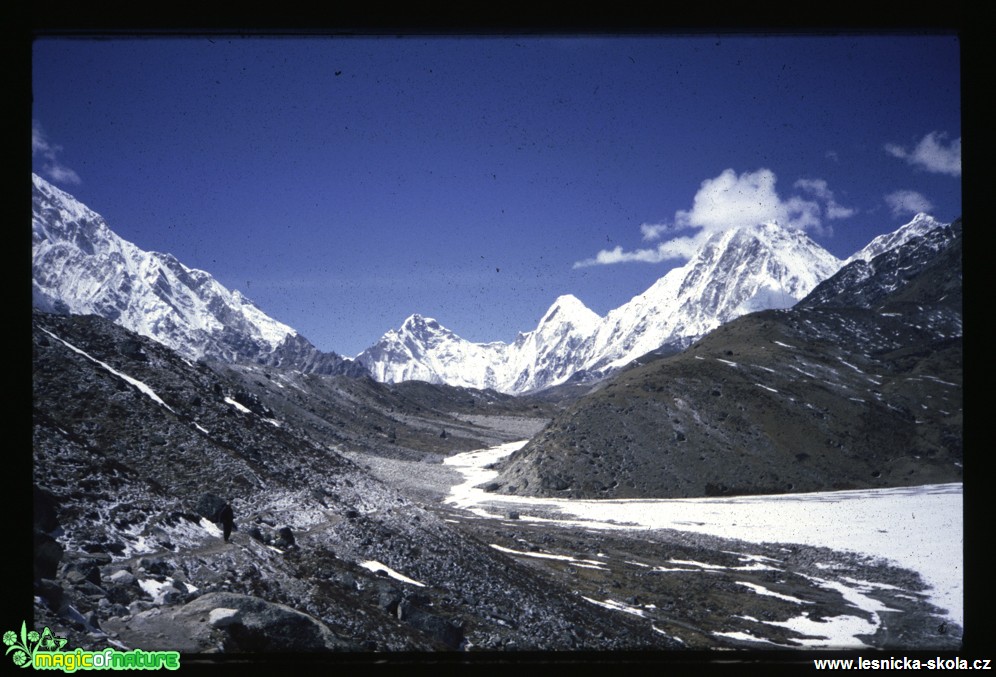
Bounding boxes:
[64,560,101,587]
[34,578,64,610]
[397,599,464,650]
[275,527,296,548]
[103,592,355,653]
[187,593,353,652]
[138,558,173,577]
[33,486,60,533]
[108,569,137,586]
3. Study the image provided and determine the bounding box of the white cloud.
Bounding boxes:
[826,204,857,220]
[885,131,961,177]
[573,236,702,268]
[884,143,907,159]
[574,168,850,268]
[884,190,933,217]
[672,169,811,233]
[32,120,81,185]
[794,178,834,201]
[639,222,678,241]
[794,178,856,220]
[640,224,662,241]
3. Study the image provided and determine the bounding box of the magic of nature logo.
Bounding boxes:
[4,621,180,671]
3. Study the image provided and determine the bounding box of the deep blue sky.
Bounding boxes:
[32,35,961,356]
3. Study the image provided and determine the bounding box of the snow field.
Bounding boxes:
[443,441,963,635]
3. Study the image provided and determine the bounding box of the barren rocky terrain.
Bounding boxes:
[30,309,961,665]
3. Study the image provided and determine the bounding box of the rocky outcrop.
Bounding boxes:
[102,593,355,652]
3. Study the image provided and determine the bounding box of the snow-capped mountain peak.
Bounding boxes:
[32,173,362,375]
[576,222,843,373]
[357,294,603,394]
[537,294,601,330]
[846,213,945,265]
[399,314,444,338]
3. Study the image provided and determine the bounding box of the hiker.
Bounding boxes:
[220,503,234,542]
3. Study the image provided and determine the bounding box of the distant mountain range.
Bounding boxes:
[32,172,950,394]
[358,216,946,394]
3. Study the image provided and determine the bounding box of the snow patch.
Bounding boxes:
[581,596,647,618]
[224,397,252,414]
[359,560,426,587]
[736,581,812,604]
[490,544,606,569]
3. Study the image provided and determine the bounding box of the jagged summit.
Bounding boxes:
[846,213,945,265]
[31,173,363,376]
[801,217,961,313]
[581,222,843,373]
[542,293,598,319]
[399,314,446,337]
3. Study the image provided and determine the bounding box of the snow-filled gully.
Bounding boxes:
[443,441,962,648]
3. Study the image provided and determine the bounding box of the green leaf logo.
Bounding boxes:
[3,622,66,668]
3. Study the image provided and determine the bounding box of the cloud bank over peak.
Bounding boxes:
[573,168,854,269]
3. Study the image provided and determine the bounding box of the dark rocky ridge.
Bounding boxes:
[489,220,962,499]
[208,358,558,464]
[262,332,370,377]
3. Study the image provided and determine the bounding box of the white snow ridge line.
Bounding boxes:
[581,596,646,618]
[224,397,252,414]
[490,544,606,569]
[41,328,176,413]
[358,560,426,587]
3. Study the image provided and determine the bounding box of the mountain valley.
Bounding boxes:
[28,175,965,659]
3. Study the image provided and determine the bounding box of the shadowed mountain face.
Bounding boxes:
[488,220,962,500]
